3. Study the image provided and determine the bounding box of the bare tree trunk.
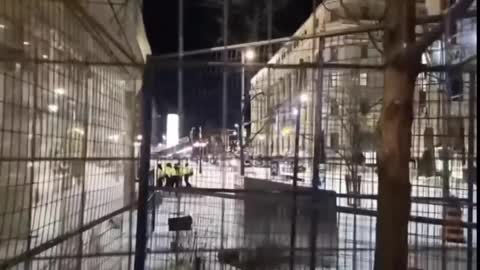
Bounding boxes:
[375,1,417,269]
[375,67,416,270]
[374,0,474,268]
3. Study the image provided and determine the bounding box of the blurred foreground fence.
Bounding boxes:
[0,0,477,269]
[1,0,141,269]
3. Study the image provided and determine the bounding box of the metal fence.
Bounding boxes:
[1,0,140,269]
[0,0,477,270]
[138,4,477,269]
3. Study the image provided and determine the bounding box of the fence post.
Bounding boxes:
[466,71,475,270]
[310,34,325,270]
[289,79,303,270]
[134,59,153,270]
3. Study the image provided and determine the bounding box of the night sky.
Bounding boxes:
[142,0,314,138]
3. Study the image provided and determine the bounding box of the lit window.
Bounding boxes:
[360,73,368,86]
[329,72,338,88]
[421,54,428,64]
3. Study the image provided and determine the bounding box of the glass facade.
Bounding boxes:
[0,0,145,268]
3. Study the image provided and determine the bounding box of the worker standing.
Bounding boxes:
[165,163,174,187]
[156,163,164,187]
[173,162,181,188]
[183,162,193,187]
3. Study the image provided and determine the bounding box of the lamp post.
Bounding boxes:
[194,140,207,174]
[240,48,255,176]
[289,93,308,269]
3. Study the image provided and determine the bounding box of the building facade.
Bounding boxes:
[248,1,476,266]
[0,0,149,268]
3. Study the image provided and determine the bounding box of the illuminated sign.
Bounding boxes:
[166,114,179,147]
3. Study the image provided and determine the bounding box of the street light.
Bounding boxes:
[300,93,308,103]
[193,140,207,174]
[240,49,256,176]
[244,49,256,62]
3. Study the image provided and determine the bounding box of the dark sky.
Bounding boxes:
[143,0,314,53]
[142,0,314,138]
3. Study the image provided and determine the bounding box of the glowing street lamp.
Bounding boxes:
[300,93,308,103]
[244,49,256,62]
[239,49,256,176]
[54,88,65,95]
[48,104,59,113]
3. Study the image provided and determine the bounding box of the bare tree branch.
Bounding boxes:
[242,91,265,114]
[367,32,384,55]
[369,97,383,111]
[411,0,474,58]
[244,126,266,148]
[330,146,355,175]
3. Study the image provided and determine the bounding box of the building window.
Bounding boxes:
[448,71,463,101]
[419,90,427,114]
[329,72,338,88]
[330,132,339,148]
[360,45,368,58]
[360,72,368,86]
[287,135,291,152]
[330,47,338,61]
[424,127,434,149]
[331,99,339,116]
[447,118,465,151]
[421,54,428,64]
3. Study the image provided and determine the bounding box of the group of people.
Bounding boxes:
[156,161,194,188]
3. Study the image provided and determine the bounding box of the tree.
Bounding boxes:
[374,0,474,269]
[323,0,474,268]
[331,91,381,206]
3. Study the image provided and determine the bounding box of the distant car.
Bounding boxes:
[244,160,252,167]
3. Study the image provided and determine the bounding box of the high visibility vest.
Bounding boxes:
[165,167,174,177]
[157,167,164,178]
[171,167,179,177]
[178,166,185,176]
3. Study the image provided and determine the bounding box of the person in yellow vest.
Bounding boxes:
[165,163,174,187]
[173,162,181,188]
[182,162,193,187]
[156,163,164,187]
